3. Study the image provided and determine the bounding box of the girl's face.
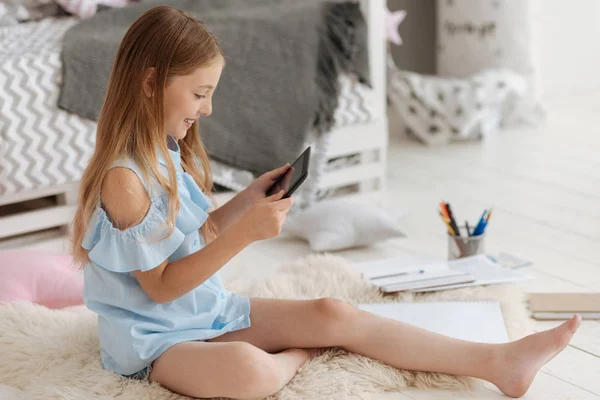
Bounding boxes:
[163,60,223,140]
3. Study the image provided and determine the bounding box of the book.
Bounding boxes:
[358,301,509,343]
[529,293,600,320]
[353,256,474,293]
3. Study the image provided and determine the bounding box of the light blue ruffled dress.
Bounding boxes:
[82,138,251,376]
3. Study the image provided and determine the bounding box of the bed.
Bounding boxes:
[0,0,388,242]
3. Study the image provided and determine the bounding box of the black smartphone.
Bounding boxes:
[266,146,311,199]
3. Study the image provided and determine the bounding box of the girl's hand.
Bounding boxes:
[243,164,292,203]
[235,190,293,242]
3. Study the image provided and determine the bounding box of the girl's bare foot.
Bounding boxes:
[492,315,581,398]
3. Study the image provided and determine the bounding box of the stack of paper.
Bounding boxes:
[353,255,531,293]
[529,293,600,320]
[353,256,474,293]
[413,255,531,292]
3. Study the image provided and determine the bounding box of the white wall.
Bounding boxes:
[540,0,600,96]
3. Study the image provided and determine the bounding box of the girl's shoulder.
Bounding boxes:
[101,165,151,231]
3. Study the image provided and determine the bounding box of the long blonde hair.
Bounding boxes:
[72,6,220,265]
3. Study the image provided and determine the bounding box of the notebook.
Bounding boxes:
[353,256,475,293]
[358,301,509,344]
[529,293,600,320]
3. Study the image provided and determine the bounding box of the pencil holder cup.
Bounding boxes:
[448,228,485,260]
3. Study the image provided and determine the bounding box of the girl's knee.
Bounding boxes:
[314,297,357,346]
[312,298,357,344]
[314,297,357,322]
[314,299,365,347]
[228,342,283,399]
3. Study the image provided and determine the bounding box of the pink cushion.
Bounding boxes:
[0,250,83,309]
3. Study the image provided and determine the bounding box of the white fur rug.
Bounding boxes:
[0,255,532,400]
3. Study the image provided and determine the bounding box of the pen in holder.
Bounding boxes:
[448,224,485,260]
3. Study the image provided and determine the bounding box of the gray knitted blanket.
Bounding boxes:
[58,0,369,175]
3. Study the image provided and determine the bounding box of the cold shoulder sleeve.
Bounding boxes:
[81,163,213,273]
[81,199,186,273]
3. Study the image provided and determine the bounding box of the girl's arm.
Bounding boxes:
[137,225,251,303]
[208,189,253,235]
[101,168,290,304]
[138,192,290,303]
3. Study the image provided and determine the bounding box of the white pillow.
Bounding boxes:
[282,199,405,252]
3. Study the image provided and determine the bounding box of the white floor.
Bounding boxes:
[17,94,600,399]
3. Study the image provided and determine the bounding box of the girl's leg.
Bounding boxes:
[209,298,581,398]
[149,340,317,400]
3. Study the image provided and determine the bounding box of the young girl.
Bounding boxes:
[72,6,580,400]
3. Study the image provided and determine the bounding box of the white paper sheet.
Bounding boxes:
[358,301,509,343]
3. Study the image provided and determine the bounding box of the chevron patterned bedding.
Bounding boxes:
[0,17,374,197]
[0,18,96,196]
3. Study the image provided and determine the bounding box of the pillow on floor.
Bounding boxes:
[0,249,83,309]
[282,199,405,251]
